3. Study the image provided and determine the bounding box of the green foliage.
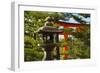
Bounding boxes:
[59,39,68,47]
[24,48,44,61]
[74,26,90,46]
[65,49,74,55]
[24,35,44,61]
[66,26,90,59]
[63,28,74,33]
[24,11,64,61]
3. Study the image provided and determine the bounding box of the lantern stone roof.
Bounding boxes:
[37,26,63,33]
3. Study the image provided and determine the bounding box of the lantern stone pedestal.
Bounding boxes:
[35,26,63,60]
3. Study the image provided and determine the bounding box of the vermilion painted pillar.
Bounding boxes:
[63,33,69,59]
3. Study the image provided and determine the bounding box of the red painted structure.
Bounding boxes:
[57,21,84,59]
